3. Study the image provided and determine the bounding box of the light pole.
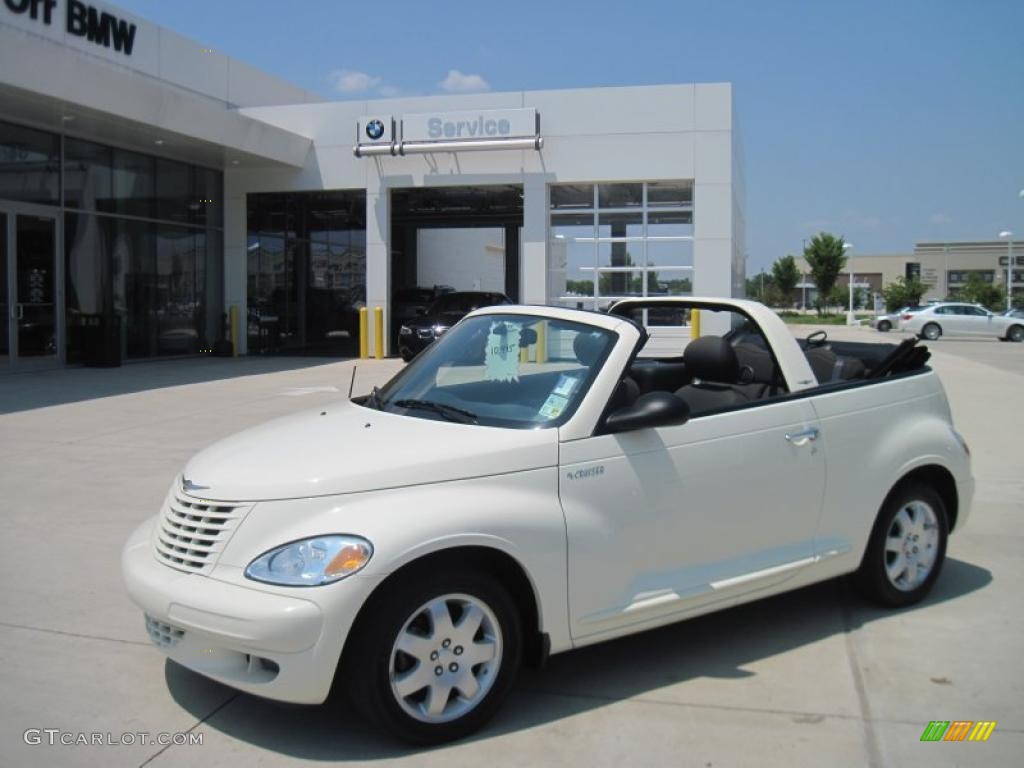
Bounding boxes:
[844,243,855,324]
[999,231,1013,311]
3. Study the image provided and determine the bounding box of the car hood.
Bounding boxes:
[181,400,558,501]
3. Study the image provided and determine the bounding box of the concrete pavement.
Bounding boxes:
[0,336,1020,767]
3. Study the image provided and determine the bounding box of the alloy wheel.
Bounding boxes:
[388,593,503,724]
[884,500,940,592]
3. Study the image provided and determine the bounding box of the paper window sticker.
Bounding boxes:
[553,374,579,398]
[484,321,522,382]
[538,393,568,420]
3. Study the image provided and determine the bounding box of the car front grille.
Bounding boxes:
[145,615,185,649]
[153,488,252,574]
[416,328,434,339]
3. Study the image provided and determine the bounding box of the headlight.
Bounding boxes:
[245,535,373,586]
[432,324,449,337]
[399,325,412,335]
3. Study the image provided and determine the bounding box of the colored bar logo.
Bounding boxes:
[920,721,996,742]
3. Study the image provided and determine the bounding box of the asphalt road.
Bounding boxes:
[0,333,1020,767]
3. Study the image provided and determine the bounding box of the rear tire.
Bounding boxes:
[855,482,948,607]
[1008,325,1024,343]
[342,568,522,745]
[921,323,941,341]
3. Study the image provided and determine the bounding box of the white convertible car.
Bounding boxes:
[122,298,973,744]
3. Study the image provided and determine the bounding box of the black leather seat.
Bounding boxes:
[804,346,867,384]
[674,336,755,415]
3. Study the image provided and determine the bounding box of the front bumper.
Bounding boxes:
[122,519,378,704]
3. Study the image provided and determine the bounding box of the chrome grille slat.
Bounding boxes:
[153,486,252,574]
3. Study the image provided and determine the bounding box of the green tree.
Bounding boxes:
[803,233,848,315]
[955,272,1003,310]
[881,276,928,312]
[826,284,847,311]
[771,255,800,307]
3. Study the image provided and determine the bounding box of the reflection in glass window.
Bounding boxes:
[648,181,693,207]
[598,183,642,208]
[64,138,113,212]
[156,159,194,225]
[113,150,155,218]
[550,185,593,210]
[0,121,60,205]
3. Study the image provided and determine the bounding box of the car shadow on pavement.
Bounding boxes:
[0,357,351,414]
[165,558,991,760]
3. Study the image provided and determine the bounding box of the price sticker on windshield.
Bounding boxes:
[485,321,521,382]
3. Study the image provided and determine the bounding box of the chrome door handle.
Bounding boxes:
[785,427,819,446]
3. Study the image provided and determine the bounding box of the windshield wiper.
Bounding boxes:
[393,399,478,424]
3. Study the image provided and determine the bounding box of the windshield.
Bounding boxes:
[370,313,617,429]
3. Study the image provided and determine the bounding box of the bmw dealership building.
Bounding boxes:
[1,0,744,369]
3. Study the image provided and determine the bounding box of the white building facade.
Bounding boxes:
[1,0,743,368]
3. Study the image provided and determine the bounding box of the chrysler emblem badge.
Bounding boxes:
[183,477,210,492]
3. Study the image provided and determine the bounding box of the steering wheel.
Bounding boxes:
[805,330,828,348]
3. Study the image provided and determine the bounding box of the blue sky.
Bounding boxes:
[117,0,1024,273]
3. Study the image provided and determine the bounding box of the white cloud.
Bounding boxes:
[377,85,401,98]
[329,69,382,94]
[439,69,490,93]
[930,212,953,225]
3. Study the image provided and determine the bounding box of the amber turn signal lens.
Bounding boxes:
[325,544,371,577]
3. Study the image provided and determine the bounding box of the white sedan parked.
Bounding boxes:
[122,298,973,744]
[902,302,1024,341]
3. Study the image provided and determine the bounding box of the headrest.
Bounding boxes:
[573,332,606,366]
[683,336,740,382]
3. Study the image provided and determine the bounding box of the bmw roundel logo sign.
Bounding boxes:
[365,119,385,140]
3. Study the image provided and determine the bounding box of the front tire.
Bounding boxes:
[921,323,941,341]
[877,320,892,332]
[1008,324,1024,343]
[343,569,522,745]
[855,483,948,607]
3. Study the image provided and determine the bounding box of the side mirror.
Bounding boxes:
[604,391,690,434]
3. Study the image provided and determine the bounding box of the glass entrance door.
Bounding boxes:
[2,209,60,368]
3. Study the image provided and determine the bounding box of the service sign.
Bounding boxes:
[358,116,393,144]
[402,108,537,143]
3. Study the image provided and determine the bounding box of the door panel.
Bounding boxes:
[560,397,826,641]
[14,215,57,359]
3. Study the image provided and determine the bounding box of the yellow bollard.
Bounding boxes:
[358,307,368,359]
[229,305,239,356]
[690,308,701,340]
[536,321,547,364]
[520,346,529,363]
[374,306,384,359]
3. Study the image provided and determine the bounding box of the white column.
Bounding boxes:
[365,179,390,355]
[520,175,548,305]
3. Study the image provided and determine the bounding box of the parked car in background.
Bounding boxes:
[123,297,972,744]
[901,302,1024,342]
[398,291,512,361]
[1002,307,1024,320]
[873,306,923,332]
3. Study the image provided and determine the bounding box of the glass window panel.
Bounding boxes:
[646,270,693,297]
[550,184,594,210]
[113,149,155,218]
[598,241,643,269]
[598,211,643,240]
[0,121,60,205]
[64,213,113,363]
[156,158,194,225]
[647,209,693,237]
[645,239,694,269]
[596,269,644,298]
[598,183,642,208]
[194,167,222,228]
[551,215,596,299]
[111,218,156,359]
[64,138,112,212]
[647,180,693,207]
[0,212,6,357]
[156,226,198,355]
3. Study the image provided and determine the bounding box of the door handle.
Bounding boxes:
[785,427,819,446]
